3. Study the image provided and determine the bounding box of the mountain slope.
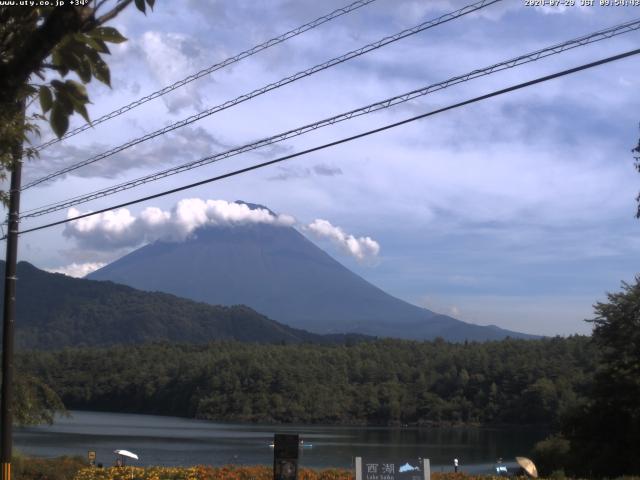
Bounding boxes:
[88,207,534,341]
[0,261,365,349]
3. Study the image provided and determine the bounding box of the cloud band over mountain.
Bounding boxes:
[306,219,380,262]
[64,199,295,248]
[61,199,380,275]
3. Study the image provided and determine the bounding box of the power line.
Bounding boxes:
[32,0,379,152]
[22,0,501,191]
[13,47,640,238]
[21,17,639,216]
[20,18,640,219]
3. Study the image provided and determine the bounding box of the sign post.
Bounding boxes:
[355,457,430,480]
[273,433,299,480]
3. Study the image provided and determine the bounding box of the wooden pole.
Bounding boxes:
[1,100,24,480]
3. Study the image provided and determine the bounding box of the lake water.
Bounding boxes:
[15,411,548,472]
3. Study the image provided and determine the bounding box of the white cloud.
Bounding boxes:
[47,262,106,278]
[65,207,139,249]
[306,218,380,262]
[268,163,343,181]
[140,31,206,113]
[22,126,227,184]
[62,199,380,264]
[63,199,296,249]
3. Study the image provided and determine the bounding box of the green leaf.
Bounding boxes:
[146,0,155,9]
[90,26,127,43]
[75,56,92,83]
[51,80,92,124]
[95,39,111,54]
[39,86,53,113]
[83,46,101,65]
[90,55,111,87]
[135,0,146,13]
[51,50,69,77]
[50,105,69,138]
[50,79,65,91]
[54,92,74,115]
[76,57,91,83]
[55,47,83,77]
[82,35,110,54]
[64,80,89,102]
[74,103,91,124]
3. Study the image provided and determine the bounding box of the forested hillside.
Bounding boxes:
[19,336,595,426]
[1,261,367,348]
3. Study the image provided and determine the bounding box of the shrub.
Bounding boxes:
[532,434,571,477]
[14,454,87,480]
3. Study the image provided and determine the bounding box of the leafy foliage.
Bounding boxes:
[0,1,154,201]
[13,373,66,425]
[19,337,596,426]
[12,454,86,480]
[531,434,571,477]
[634,132,640,217]
[75,465,353,480]
[559,278,640,477]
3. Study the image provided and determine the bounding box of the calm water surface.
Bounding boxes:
[15,411,548,472]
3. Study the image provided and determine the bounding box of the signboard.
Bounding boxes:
[273,433,299,480]
[355,457,430,480]
[87,451,96,466]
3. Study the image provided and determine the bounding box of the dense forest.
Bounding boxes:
[19,336,595,426]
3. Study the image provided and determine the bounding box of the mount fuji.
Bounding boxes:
[88,203,535,341]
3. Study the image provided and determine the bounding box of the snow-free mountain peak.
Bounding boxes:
[88,203,535,341]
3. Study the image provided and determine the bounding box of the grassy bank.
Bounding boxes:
[74,468,516,480]
[12,462,494,480]
[13,455,87,480]
[77,465,351,480]
[14,458,640,480]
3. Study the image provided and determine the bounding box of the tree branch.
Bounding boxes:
[94,0,133,27]
[95,0,108,10]
[0,7,84,105]
[41,62,64,71]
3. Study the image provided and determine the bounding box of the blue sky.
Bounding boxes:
[6,0,640,336]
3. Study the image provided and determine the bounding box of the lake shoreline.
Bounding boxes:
[16,410,548,471]
[65,407,551,430]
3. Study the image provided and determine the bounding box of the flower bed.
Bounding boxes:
[73,465,353,480]
[73,467,529,480]
[13,455,87,480]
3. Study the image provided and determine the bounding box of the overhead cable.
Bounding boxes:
[20,18,640,218]
[33,0,379,152]
[22,0,502,191]
[13,47,640,238]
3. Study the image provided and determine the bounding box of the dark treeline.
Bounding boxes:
[18,336,595,426]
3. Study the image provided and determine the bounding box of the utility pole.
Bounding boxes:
[1,100,24,480]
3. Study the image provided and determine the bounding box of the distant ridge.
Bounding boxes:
[88,202,536,341]
[0,261,370,350]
